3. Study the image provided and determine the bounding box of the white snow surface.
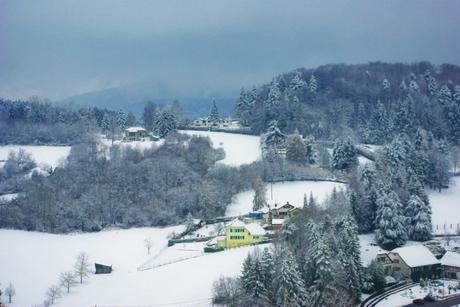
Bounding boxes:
[391,245,440,267]
[179,130,261,166]
[0,227,266,307]
[0,226,182,307]
[428,176,460,234]
[0,145,71,168]
[226,180,346,216]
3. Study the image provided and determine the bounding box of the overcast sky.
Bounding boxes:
[1,0,459,100]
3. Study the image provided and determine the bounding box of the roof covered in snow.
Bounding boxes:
[272,219,284,225]
[125,126,146,133]
[441,251,460,267]
[392,245,440,268]
[244,223,266,236]
[228,219,246,228]
[228,219,266,236]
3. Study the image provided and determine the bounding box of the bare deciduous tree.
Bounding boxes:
[144,237,154,255]
[74,252,91,284]
[4,281,16,304]
[46,285,61,305]
[59,271,76,293]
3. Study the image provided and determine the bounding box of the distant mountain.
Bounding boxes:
[61,82,237,118]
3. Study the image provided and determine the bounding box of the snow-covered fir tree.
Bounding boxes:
[332,137,357,170]
[286,130,307,165]
[375,190,407,249]
[263,120,286,150]
[438,84,452,104]
[405,195,432,241]
[308,74,318,94]
[306,223,338,306]
[208,100,220,127]
[335,216,363,303]
[266,78,282,106]
[289,70,307,92]
[154,108,177,137]
[273,249,307,307]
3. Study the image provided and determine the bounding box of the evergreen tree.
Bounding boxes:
[308,74,318,94]
[260,248,274,293]
[405,195,432,241]
[306,223,338,307]
[332,137,357,170]
[263,120,286,150]
[369,101,391,144]
[154,108,177,137]
[208,100,220,127]
[274,249,307,307]
[286,130,307,165]
[266,78,282,106]
[367,259,386,291]
[438,84,452,104]
[289,70,307,92]
[375,191,407,249]
[335,216,363,303]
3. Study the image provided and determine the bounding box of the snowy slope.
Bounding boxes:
[226,180,346,216]
[428,176,460,234]
[0,226,182,307]
[179,130,261,166]
[0,227,265,307]
[0,145,71,168]
[57,244,266,307]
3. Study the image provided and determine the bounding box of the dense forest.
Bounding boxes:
[235,62,460,145]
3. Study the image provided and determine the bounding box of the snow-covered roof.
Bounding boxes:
[244,223,266,236]
[228,219,266,236]
[392,245,440,268]
[441,251,460,267]
[228,219,246,228]
[125,126,146,133]
[272,219,284,225]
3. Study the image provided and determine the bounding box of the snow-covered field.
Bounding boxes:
[0,226,181,306]
[226,180,346,216]
[0,227,265,307]
[179,130,261,166]
[0,145,71,168]
[428,176,460,234]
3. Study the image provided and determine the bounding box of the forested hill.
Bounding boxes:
[235,62,460,145]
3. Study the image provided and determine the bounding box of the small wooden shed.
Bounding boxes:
[95,263,112,274]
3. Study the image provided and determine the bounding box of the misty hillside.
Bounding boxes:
[61,83,237,117]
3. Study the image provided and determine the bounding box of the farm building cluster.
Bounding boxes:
[122,127,159,142]
[192,117,241,130]
[204,202,300,252]
[363,239,460,283]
